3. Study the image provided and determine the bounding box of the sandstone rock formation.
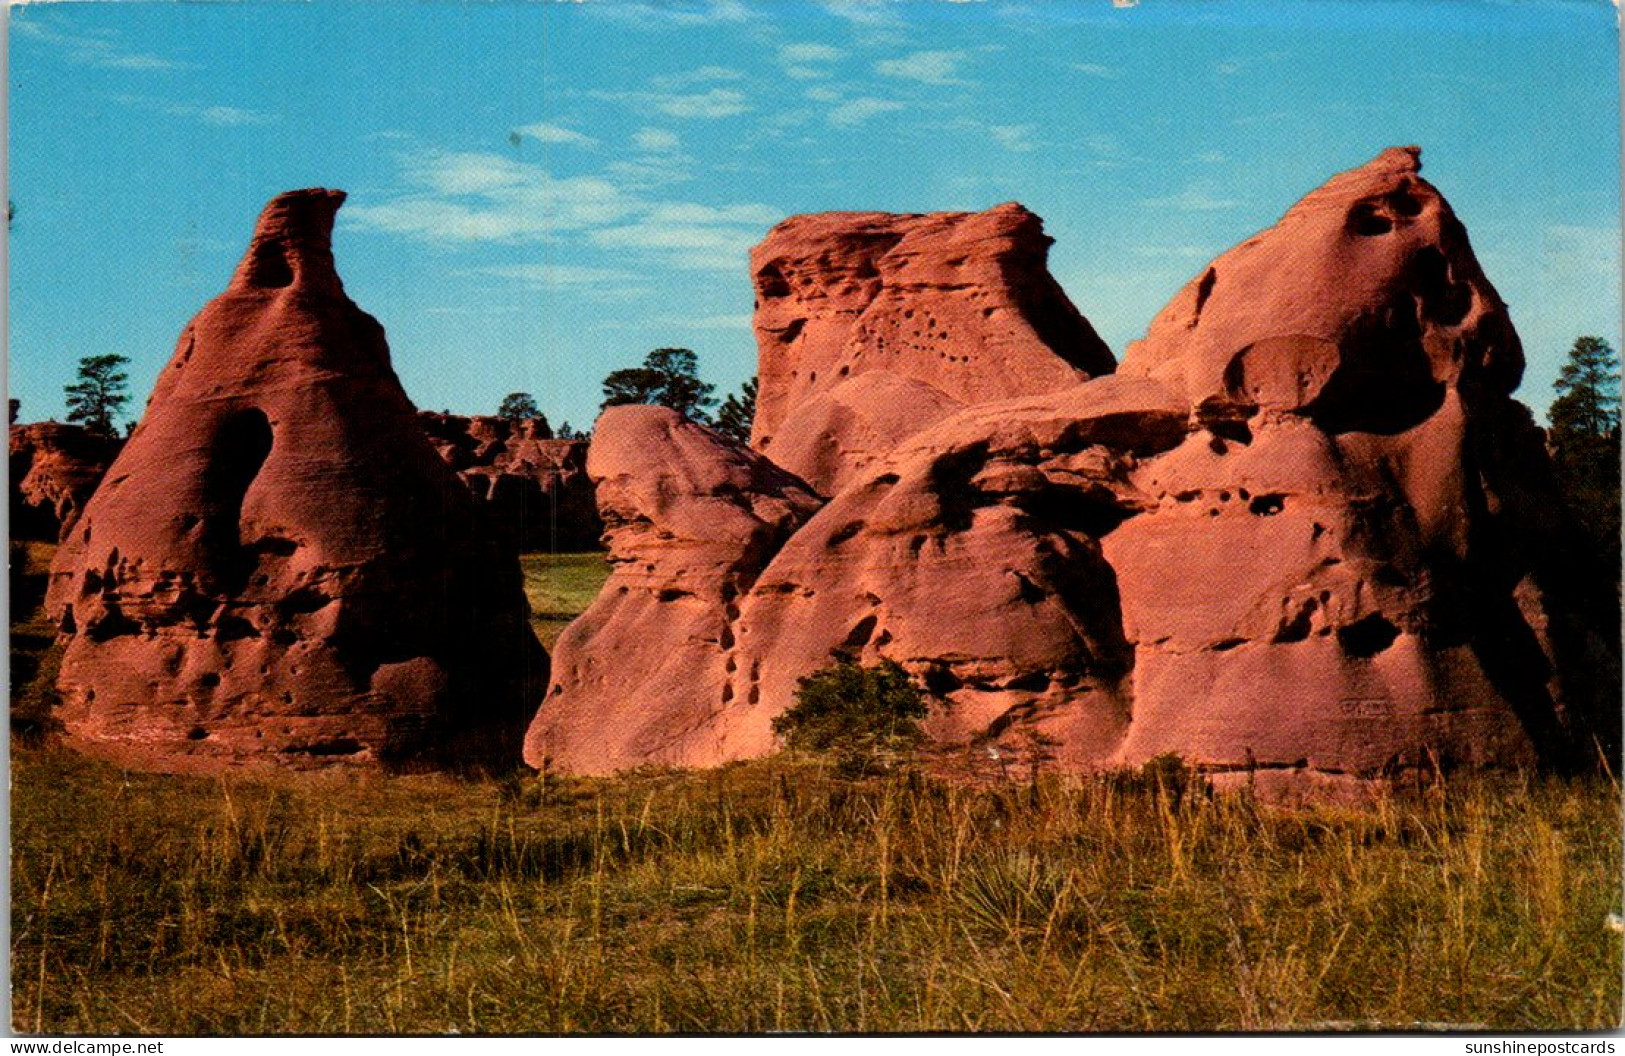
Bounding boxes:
[724,376,1189,766]
[45,189,545,772]
[10,422,123,540]
[536,148,1617,786]
[1108,146,1617,778]
[523,405,822,773]
[749,203,1116,494]
[417,412,602,551]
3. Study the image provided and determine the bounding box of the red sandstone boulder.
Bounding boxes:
[44,189,545,772]
[749,203,1116,494]
[1108,147,1616,779]
[720,375,1189,765]
[417,412,602,551]
[523,405,822,773]
[9,422,123,541]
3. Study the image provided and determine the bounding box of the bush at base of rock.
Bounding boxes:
[773,655,928,776]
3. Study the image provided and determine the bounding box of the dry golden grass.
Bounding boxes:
[11,747,1621,1034]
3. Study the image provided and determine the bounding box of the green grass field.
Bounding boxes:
[9,543,1623,1034]
[520,551,610,649]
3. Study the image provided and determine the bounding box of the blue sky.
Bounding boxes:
[8,0,1620,432]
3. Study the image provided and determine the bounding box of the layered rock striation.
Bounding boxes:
[418,412,602,551]
[45,189,546,772]
[749,203,1115,494]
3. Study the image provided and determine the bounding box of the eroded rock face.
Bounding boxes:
[537,149,1615,785]
[1109,146,1617,777]
[10,422,123,541]
[522,406,822,773]
[45,189,546,772]
[749,203,1116,494]
[721,376,1189,766]
[417,412,602,551]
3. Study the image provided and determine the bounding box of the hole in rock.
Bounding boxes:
[1390,188,1424,216]
[1409,247,1472,327]
[1248,494,1286,516]
[841,614,878,651]
[1348,203,1393,236]
[247,241,294,288]
[199,672,221,688]
[203,408,274,593]
[187,727,209,741]
[1337,613,1400,659]
[829,521,865,546]
[755,264,791,298]
[923,664,962,695]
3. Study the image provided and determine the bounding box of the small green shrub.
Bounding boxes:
[773,655,927,776]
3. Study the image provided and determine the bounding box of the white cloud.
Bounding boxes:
[347,148,776,271]
[632,127,682,152]
[1214,60,1242,75]
[876,49,970,86]
[651,65,746,89]
[585,0,757,27]
[828,97,905,126]
[166,103,277,126]
[655,87,750,119]
[475,263,640,288]
[781,43,842,63]
[988,124,1037,152]
[805,86,843,103]
[14,19,193,72]
[819,0,899,25]
[514,122,597,146]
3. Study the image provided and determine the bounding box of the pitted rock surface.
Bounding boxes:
[523,406,822,774]
[749,203,1115,494]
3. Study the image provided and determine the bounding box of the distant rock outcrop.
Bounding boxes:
[417,412,602,551]
[523,406,822,773]
[45,189,546,772]
[9,422,122,541]
[538,149,1617,788]
[749,203,1116,494]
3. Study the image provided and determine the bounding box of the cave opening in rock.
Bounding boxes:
[203,408,274,592]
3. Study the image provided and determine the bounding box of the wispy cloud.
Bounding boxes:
[819,0,900,25]
[1071,62,1117,78]
[632,127,682,152]
[474,263,641,288]
[655,87,749,118]
[347,148,776,271]
[513,122,597,147]
[585,0,757,28]
[780,41,842,79]
[651,65,746,89]
[14,19,194,72]
[876,49,970,86]
[595,86,750,120]
[988,123,1037,153]
[164,103,277,127]
[828,97,905,127]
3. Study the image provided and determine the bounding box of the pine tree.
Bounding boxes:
[714,376,757,444]
[1548,336,1620,579]
[601,348,717,422]
[64,354,131,437]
